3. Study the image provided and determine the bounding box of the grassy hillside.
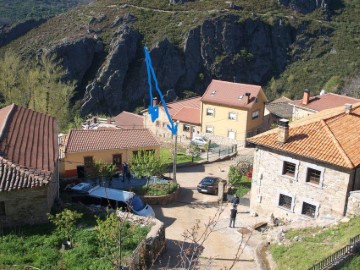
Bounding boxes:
[1,0,359,101]
[0,0,92,25]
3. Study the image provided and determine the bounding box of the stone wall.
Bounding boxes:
[250,148,351,220]
[125,217,165,270]
[142,185,180,205]
[346,191,360,217]
[0,187,51,228]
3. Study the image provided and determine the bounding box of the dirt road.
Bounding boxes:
[151,154,262,270]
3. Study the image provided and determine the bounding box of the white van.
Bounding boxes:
[70,183,155,217]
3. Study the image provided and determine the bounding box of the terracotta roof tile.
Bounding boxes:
[201,79,265,108]
[172,107,201,125]
[166,97,201,116]
[0,104,57,191]
[291,93,360,112]
[113,111,144,129]
[248,102,360,169]
[65,128,160,153]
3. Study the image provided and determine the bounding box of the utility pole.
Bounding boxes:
[173,121,179,183]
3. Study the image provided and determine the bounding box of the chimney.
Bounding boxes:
[152,97,159,107]
[302,89,310,105]
[344,103,352,114]
[93,117,97,124]
[277,119,289,144]
[245,92,251,104]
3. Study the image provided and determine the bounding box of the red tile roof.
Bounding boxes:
[0,104,57,191]
[291,93,360,112]
[166,97,201,116]
[65,128,160,153]
[113,111,144,129]
[248,102,360,169]
[172,107,201,125]
[201,79,264,108]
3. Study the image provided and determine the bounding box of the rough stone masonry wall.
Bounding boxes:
[346,191,360,217]
[0,187,50,228]
[125,217,165,270]
[250,148,351,220]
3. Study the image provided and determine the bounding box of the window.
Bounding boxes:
[252,110,260,120]
[133,149,155,158]
[113,154,122,170]
[162,122,166,128]
[0,201,5,216]
[206,108,215,116]
[282,161,296,177]
[302,202,316,218]
[205,126,213,134]
[228,130,236,139]
[306,168,321,185]
[278,194,292,210]
[228,112,237,120]
[156,121,160,127]
[183,124,190,132]
[84,156,93,168]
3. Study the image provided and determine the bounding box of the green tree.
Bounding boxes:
[28,53,75,130]
[88,160,117,185]
[48,209,83,244]
[131,150,165,185]
[0,50,28,106]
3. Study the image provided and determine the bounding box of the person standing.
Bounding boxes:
[232,194,240,208]
[123,162,128,182]
[229,205,238,228]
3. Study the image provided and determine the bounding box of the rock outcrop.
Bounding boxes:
[46,37,104,83]
[279,0,331,14]
[0,19,46,48]
[81,25,141,116]
[80,15,295,116]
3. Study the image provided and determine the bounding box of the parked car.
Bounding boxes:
[197,177,221,195]
[192,136,207,146]
[69,182,155,217]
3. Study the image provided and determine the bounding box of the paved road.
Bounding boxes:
[151,152,261,270]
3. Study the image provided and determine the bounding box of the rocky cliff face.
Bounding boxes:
[79,15,295,116]
[279,0,331,15]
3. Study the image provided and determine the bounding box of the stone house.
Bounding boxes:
[0,104,58,227]
[247,103,360,220]
[143,97,202,143]
[61,128,161,178]
[200,79,267,146]
[291,89,360,121]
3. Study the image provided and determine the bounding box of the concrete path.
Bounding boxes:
[151,150,269,270]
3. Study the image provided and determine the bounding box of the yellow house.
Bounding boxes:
[200,80,267,144]
[61,128,160,178]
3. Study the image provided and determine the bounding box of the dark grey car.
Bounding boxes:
[197,177,220,195]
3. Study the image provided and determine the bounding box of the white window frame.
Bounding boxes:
[183,124,190,132]
[252,110,260,120]
[300,198,320,218]
[228,112,237,120]
[304,163,325,188]
[205,125,214,134]
[278,156,300,181]
[276,190,295,212]
[206,108,215,117]
[228,130,236,139]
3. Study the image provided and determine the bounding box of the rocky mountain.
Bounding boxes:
[0,0,359,117]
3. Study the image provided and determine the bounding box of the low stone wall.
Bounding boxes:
[142,185,181,205]
[125,217,165,270]
[346,191,360,216]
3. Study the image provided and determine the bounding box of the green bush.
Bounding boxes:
[133,182,178,196]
